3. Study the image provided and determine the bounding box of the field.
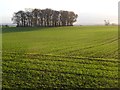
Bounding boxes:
[2,26,119,89]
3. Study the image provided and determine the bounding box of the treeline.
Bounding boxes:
[12,8,78,27]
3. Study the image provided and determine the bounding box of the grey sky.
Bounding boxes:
[0,0,119,25]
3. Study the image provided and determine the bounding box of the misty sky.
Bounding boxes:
[0,0,119,25]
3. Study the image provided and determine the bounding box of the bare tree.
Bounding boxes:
[104,20,110,26]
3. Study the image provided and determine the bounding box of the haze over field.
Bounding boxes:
[1,0,119,25]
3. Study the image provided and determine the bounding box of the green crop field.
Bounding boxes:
[2,26,119,89]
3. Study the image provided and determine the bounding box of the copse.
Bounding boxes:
[12,8,78,27]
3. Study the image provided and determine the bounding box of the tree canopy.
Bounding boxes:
[12,8,78,27]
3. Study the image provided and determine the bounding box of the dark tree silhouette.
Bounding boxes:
[52,10,60,26]
[12,8,78,27]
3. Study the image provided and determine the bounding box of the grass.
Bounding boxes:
[2,26,119,89]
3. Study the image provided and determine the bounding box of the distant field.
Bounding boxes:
[2,26,119,89]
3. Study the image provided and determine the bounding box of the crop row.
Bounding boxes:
[3,59,118,79]
[3,52,119,79]
[3,62,118,88]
